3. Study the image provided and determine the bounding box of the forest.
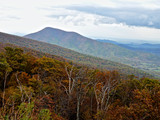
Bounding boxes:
[0,47,160,120]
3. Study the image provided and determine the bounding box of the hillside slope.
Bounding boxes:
[0,32,151,77]
[24,27,160,74]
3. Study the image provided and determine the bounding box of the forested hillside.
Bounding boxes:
[24,27,160,75]
[0,47,160,120]
[0,32,151,77]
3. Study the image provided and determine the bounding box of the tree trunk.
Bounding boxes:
[2,71,8,108]
[77,94,80,120]
[90,92,93,118]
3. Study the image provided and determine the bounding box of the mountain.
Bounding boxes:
[0,32,150,77]
[24,27,160,76]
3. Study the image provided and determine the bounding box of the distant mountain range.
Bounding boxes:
[121,43,160,56]
[96,39,119,45]
[24,27,160,77]
[0,32,150,77]
[97,39,160,56]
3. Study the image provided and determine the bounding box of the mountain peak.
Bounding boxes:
[42,27,60,31]
[41,27,64,33]
[41,27,75,34]
[25,27,90,43]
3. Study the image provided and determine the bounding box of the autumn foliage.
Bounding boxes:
[0,47,160,120]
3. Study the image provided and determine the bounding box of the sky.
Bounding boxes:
[0,0,160,43]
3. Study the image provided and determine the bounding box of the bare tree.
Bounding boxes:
[60,65,91,120]
[60,65,75,100]
[15,72,33,103]
[94,71,119,119]
[2,71,10,108]
[2,62,12,108]
[75,68,91,120]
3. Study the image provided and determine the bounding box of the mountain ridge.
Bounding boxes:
[0,31,151,77]
[24,27,160,75]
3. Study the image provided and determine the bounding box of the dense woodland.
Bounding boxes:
[0,47,160,120]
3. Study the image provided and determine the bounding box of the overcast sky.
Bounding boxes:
[0,0,160,43]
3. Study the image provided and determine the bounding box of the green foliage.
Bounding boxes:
[140,78,160,90]
[0,55,12,75]
[17,102,34,120]
[38,109,51,120]
[4,47,27,72]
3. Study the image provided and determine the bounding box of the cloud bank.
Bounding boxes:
[65,6,160,29]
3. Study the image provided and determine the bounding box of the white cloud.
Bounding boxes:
[47,8,117,26]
